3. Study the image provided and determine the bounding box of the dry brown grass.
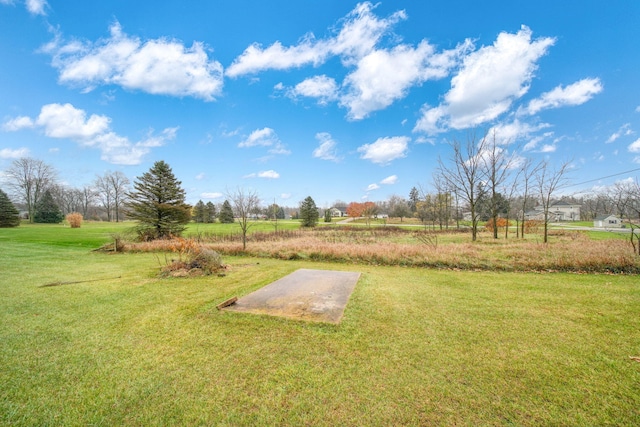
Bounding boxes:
[65,212,83,228]
[124,227,640,274]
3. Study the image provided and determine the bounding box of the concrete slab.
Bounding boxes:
[223,268,361,324]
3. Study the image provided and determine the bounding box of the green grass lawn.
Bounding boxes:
[1,223,639,425]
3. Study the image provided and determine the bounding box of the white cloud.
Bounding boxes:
[3,103,176,165]
[488,119,551,146]
[267,144,291,156]
[366,183,380,191]
[238,127,289,155]
[380,175,398,185]
[195,173,206,180]
[280,193,291,199]
[226,2,405,77]
[523,78,603,115]
[244,170,280,179]
[0,147,30,159]
[2,115,34,131]
[312,132,340,161]
[290,75,339,105]
[628,138,640,153]
[226,38,328,78]
[26,0,47,15]
[415,26,554,134]
[201,192,223,199]
[229,2,477,119]
[357,136,409,165]
[523,131,554,151]
[606,123,633,144]
[43,22,223,100]
[414,136,435,145]
[137,127,179,148]
[238,127,279,148]
[36,103,110,139]
[330,2,407,65]
[539,143,557,153]
[341,40,472,120]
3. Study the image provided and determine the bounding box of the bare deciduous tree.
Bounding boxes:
[79,185,97,219]
[94,171,130,221]
[107,171,130,222]
[228,188,260,250]
[94,174,114,221]
[437,132,488,241]
[609,180,640,255]
[535,159,572,243]
[387,195,411,222]
[2,157,57,222]
[481,131,520,239]
[516,158,542,239]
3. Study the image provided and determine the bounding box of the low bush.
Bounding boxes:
[144,238,226,277]
[65,212,83,228]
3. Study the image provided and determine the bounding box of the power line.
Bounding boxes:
[563,167,640,189]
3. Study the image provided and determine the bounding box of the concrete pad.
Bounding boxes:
[223,269,361,324]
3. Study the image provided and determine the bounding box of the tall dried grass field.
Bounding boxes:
[127,226,640,273]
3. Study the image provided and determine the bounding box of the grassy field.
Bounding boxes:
[1,222,639,425]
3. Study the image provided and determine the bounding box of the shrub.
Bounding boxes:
[524,220,542,233]
[188,247,224,275]
[158,238,226,277]
[66,212,83,228]
[485,217,510,232]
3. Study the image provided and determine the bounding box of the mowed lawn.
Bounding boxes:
[1,223,639,425]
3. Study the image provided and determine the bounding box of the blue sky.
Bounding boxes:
[1,1,639,207]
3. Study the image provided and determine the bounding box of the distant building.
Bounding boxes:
[329,206,347,217]
[525,200,581,222]
[593,214,622,228]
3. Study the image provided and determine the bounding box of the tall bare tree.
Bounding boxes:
[228,187,260,250]
[516,158,542,239]
[94,171,130,221]
[481,132,520,239]
[387,195,411,222]
[432,174,453,230]
[609,180,640,255]
[2,157,57,222]
[49,184,81,215]
[94,174,114,221]
[535,159,571,243]
[79,185,96,218]
[107,171,130,222]
[437,132,488,241]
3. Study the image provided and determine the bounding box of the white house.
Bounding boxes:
[525,200,581,222]
[593,214,623,228]
[329,207,347,217]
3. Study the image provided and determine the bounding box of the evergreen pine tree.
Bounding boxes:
[0,189,21,227]
[324,208,332,223]
[218,200,234,223]
[193,200,206,223]
[299,196,319,227]
[205,202,217,223]
[125,160,191,240]
[33,189,64,223]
